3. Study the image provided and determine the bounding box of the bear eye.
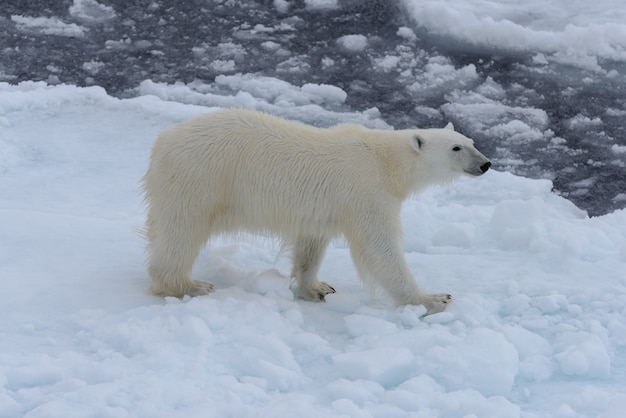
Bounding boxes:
[452,146,461,152]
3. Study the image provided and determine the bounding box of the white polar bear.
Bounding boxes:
[142,109,491,314]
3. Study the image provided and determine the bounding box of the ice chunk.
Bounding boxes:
[555,334,611,378]
[373,55,401,72]
[69,0,116,22]
[502,325,552,357]
[11,15,85,37]
[273,0,289,13]
[344,314,398,336]
[304,0,339,11]
[301,83,347,104]
[397,27,417,41]
[326,378,384,405]
[399,0,626,64]
[332,347,414,387]
[566,114,603,130]
[533,293,568,314]
[409,59,478,97]
[421,328,519,396]
[336,35,368,52]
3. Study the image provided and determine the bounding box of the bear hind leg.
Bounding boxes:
[145,207,215,298]
[290,236,335,301]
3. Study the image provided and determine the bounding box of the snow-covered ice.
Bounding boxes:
[336,35,369,53]
[69,0,116,23]
[400,0,626,64]
[1,80,626,417]
[10,15,85,38]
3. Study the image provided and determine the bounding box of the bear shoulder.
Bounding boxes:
[327,123,412,146]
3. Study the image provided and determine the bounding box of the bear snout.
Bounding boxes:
[480,161,491,173]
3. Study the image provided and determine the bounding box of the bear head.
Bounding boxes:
[410,122,491,183]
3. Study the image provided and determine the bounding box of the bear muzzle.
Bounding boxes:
[464,160,491,176]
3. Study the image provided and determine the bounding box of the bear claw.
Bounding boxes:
[422,293,453,315]
[150,280,214,298]
[296,281,336,302]
[185,280,215,297]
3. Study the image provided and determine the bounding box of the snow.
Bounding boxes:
[1,79,626,417]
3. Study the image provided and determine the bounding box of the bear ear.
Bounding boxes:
[444,122,455,131]
[411,133,424,152]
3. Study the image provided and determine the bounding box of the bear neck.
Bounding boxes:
[368,133,429,201]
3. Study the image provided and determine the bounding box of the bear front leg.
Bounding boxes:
[346,220,451,315]
[291,236,335,301]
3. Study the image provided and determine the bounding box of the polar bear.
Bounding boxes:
[142,109,491,314]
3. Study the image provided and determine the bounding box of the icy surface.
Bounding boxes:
[401,0,626,61]
[69,0,116,22]
[10,15,85,37]
[1,82,626,417]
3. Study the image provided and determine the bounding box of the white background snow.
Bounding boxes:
[2,1,626,417]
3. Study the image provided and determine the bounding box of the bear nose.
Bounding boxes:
[480,162,491,173]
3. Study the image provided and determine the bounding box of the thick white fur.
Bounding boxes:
[142,109,490,314]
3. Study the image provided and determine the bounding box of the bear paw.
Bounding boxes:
[421,293,452,315]
[150,280,214,298]
[186,280,215,297]
[295,281,336,302]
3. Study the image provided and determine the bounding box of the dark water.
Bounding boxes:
[1,0,624,216]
